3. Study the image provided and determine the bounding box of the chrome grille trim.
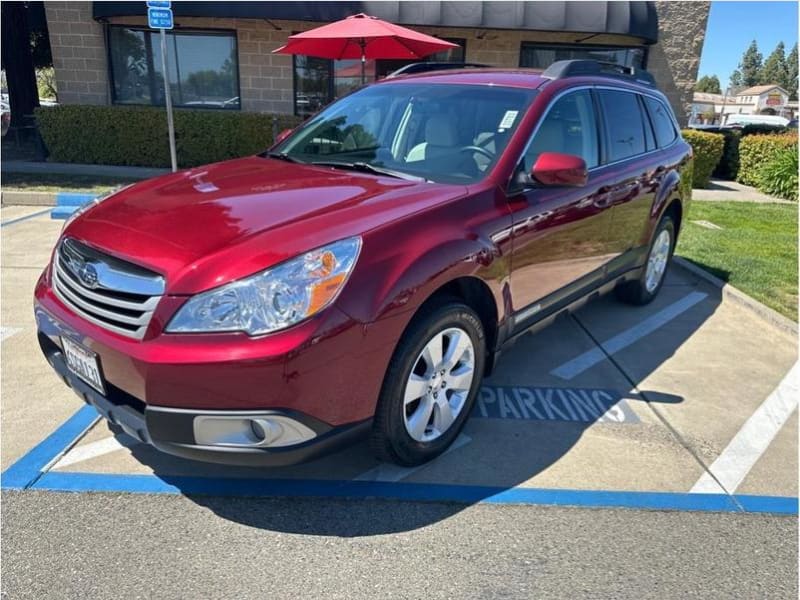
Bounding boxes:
[53,238,165,340]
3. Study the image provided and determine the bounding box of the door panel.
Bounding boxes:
[596,89,657,258]
[507,89,615,316]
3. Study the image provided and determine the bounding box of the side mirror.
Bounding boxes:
[531,152,588,187]
[274,128,293,145]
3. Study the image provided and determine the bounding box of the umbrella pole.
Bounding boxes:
[360,38,366,85]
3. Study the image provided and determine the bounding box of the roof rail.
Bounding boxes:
[385,62,490,78]
[542,60,656,87]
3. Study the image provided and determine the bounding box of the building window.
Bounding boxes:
[519,43,646,70]
[292,38,466,117]
[108,26,240,109]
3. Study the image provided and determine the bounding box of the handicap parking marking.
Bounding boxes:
[474,385,639,424]
[691,361,799,494]
[353,434,472,483]
[551,291,709,380]
[2,404,797,515]
[51,436,127,470]
[1,327,21,342]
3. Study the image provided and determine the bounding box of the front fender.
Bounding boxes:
[338,232,509,325]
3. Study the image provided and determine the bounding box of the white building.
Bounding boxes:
[690,84,794,125]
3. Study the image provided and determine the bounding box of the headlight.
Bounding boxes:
[166,237,362,335]
[62,185,133,231]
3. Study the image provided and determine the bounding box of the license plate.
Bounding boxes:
[61,336,105,395]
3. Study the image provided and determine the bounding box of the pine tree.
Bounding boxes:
[759,42,787,86]
[729,69,743,91]
[786,44,798,100]
[695,75,722,93]
[737,40,763,88]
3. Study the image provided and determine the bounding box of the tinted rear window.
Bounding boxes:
[644,96,678,148]
[598,90,646,162]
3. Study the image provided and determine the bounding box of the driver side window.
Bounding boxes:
[523,90,600,172]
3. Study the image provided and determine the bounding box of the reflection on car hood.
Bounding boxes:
[64,156,466,294]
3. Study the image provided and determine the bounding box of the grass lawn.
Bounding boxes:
[1,172,138,193]
[676,201,798,321]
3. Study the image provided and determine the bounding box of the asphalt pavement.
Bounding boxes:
[2,490,796,599]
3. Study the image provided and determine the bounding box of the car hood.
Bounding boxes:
[65,156,466,294]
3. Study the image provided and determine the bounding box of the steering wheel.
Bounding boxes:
[459,145,495,160]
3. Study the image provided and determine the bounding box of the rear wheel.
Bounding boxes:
[371,300,486,466]
[616,214,676,305]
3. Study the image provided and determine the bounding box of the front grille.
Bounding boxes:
[52,238,165,339]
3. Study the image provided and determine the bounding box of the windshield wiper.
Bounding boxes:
[310,160,428,182]
[264,151,305,164]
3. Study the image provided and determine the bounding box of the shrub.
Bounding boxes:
[737,132,798,186]
[712,128,741,180]
[681,129,725,188]
[756,145,798,201]
[35,105,303,168]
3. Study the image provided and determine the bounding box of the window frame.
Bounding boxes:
[511,87,603,192]
[641,95,678,149]
[518,41,649,70]
[106,24,242,111]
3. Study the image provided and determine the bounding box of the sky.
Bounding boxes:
[697,1,799,88]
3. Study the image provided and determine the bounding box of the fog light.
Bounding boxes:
[250,418,282,445]
[193,413,316,448]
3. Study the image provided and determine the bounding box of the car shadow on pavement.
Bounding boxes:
[121,271,721,537]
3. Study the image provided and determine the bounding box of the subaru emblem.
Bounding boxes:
[78,263,99,288]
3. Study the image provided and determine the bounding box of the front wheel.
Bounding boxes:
[371,300,486,466]
[616,214,676,305]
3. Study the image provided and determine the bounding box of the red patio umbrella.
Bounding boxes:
[273,13,458,84]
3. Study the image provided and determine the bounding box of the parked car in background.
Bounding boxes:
[1,101,10,137]
[35,60,692,467]
[724,113,790,128]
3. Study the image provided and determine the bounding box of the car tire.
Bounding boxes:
[371,298,486,466]
[616,213,676,306]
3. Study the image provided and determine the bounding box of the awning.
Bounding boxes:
[92,1,658,44]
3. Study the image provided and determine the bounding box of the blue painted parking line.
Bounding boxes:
[0,208,53,228]
[2,406,797,516]
[1,404,98,489]
[56,192,96,206]
[49,192,98,220]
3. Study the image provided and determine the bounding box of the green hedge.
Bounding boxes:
[757,146,798,201]
[681,129,725,188]
[35,105,303,168]
[712,128,741,180]
[737,133,798,187]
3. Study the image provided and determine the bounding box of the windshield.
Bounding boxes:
[271,83,537,184]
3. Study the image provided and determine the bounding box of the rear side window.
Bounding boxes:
[523,89,599,170]
[598,90,646,162]
[644,96,678,148]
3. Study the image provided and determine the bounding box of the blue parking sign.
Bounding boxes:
[148,7,173,29]
[146,1,171,7]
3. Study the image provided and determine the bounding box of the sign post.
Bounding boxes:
[147,1,177,172]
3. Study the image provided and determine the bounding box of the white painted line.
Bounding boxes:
[353,434,472,483]
[0,327,21,342]
[551,291,708,380]
[691,361,799,494]
[51,436,127,470]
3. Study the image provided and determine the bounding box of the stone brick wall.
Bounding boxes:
[44,1,108,105]
[648,1,711,126]
[44,1,710,123]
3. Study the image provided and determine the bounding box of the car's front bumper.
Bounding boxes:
[40,334,371,466]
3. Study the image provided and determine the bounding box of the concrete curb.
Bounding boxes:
[674,256,798,336]
[1,160,168,179]
[1,190,59,207]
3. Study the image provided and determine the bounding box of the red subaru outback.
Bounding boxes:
[35,60,692,466]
